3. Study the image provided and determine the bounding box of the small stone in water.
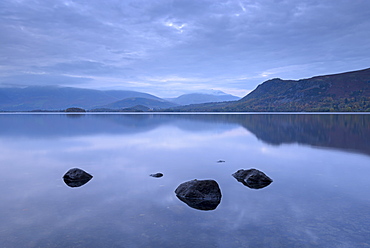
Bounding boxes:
[150,173,163,178]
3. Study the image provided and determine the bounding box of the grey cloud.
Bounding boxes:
[0,73,93,87]
[42,60,133,76]
[0,0,369,96]
[140,0,370,75]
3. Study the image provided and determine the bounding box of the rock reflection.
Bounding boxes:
[63,168,93,188]
[232,169,272,189]
[65,114,85,118]
[176,196,221,211]
[175,179,222,211]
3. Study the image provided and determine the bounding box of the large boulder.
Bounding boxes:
[232,169,272,189]
[63,168,93,188]
[175,179,222,210]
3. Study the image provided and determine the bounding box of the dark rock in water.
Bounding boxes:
[217,160,225,163]
[63,168,93,181]
[150,173,163,178]
[175,179,222,210]
[232,168,272,189]
[63,168,93,188]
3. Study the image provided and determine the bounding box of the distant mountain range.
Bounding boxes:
[165,93,239,105]
[171,67,370,112]
[0,85,239,111]
[1,67,369,112]
[93,97,178,111]
[0,86,161,111]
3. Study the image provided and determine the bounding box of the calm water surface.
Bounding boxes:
[0,113,369,248]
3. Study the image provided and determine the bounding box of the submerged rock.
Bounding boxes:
[232,169,272,189]
[150,173,163,178]
[175,179,222,210]
[63,168,93,188]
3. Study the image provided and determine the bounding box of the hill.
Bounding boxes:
[92,97,178,111]
[0,86,165,111]
[169,68,370,112]
[166,92,240,105]
[227,67,370,112]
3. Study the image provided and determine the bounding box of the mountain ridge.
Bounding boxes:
[0,85,238,111]
[169,67,370,112]
[165,92,240,105]
[93,97,178,110]
[1,67,369,112]
[233,67,370,111]
[0,86,163,111]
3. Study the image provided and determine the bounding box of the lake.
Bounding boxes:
[0,113,369,248]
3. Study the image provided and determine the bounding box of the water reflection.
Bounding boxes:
[0,113,369,247]
[176,195,221,211]
[66,113,86,118]
[235,114,370,156]
[171,114,370,156]
[0,113,369,156]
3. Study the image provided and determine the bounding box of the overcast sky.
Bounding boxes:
[1,0,370,97]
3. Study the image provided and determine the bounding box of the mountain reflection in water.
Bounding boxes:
[0,113,369,156]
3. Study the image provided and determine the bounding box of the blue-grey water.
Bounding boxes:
[0,113,369,248]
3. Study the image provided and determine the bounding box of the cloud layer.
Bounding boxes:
[1,0,370,97]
